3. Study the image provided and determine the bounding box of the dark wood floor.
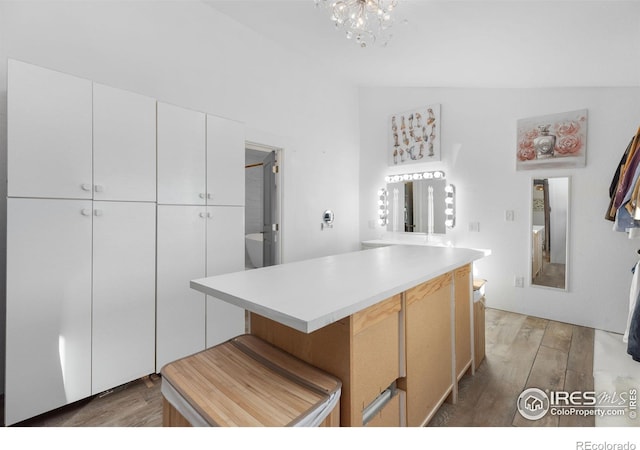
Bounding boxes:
[2,308,594,427]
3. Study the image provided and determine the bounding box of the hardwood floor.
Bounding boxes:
[3,375,163,427]
[429,308,594,427]
[2,308,594,427]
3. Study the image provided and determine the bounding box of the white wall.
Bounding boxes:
[0,0,361,397]
[360,87,640,334]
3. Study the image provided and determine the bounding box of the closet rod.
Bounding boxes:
[245,163,263,169]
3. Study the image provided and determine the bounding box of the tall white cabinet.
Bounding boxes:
[156,102,245,371]
[6,59,246,425]
[6,60,157,425]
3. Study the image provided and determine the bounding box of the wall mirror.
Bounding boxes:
[386,175,447,234]
[531,176,570,290]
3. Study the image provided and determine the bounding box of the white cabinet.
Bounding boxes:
[156,205,245,369]
[93,83,157,202]
[157,103,207,205]
[5,198,157,424]
[6,198,93,425]
[6,59,245,424]
[7,60,93,199]
[91,202,156,394]
[156,205,207,371]
[206,115,245,206]
[206,206,246,347]
[157,108,244,207]
[7,62,156,202]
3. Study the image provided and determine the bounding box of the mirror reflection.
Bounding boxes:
[531,177,569,290]
[387,178,446,234]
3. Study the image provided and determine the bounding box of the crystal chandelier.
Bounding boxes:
[314,0,398,48]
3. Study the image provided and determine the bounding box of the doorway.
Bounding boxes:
[244,143,282,269]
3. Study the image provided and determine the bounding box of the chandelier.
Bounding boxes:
[314,0,398,48]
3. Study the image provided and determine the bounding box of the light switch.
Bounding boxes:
[505,210,515,221]
[469,222,480,232]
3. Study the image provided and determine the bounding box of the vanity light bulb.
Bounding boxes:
[434,171,443,179]
[412,174,422,180]
[444,185,454,194]
[445,197,454,205]
[424,172,433,179]
[445,219,454,227]
[403,174,411,181]
[445,208,454,215]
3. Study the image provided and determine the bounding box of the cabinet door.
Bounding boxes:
[455,265,473,379]
[157,103,206,205]
[7,60,92,199]
[157,205,207,371]
[352,295,402,425]
[206,206,245,347]
[206,115,245,206]
[93,83,156,202]
[5,198,92,425]
[91,201,156,394]
[405,273,453,427]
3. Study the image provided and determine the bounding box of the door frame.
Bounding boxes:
[245,141,283,266]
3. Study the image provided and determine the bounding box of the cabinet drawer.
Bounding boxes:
[352,294,402,416]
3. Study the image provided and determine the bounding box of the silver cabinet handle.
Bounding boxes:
[81,209,91,216]
[199,212,206,218]
[94,209,103,217]
[199,193,205,199]
[207,193,212,200]
[207,212,212,218]
[94,185,104,193]
[81,183,92,191]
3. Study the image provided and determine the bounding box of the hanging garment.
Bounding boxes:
[611,134,640,215]
[614,162,640,232]
[624,260,640,344]
[628,296,640,362]
[606,135,635,221]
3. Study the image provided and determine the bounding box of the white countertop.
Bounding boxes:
[191,245,486,334]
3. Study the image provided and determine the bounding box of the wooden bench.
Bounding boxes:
[161,334,342,426]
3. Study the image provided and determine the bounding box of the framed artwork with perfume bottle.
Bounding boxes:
[388,104,441,166]
[516,109,588,171]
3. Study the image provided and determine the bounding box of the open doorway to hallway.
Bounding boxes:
[244,143,282,269]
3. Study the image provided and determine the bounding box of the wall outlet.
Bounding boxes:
[514,276,525,288]
[469,222,480,232]
[505,210,515,221]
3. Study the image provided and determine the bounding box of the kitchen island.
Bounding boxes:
[191,245,486,426]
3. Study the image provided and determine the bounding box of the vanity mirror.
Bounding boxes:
[382,171,453,234]
[531,176,570,290]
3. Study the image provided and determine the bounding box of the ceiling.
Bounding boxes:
[204,0,640,88]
